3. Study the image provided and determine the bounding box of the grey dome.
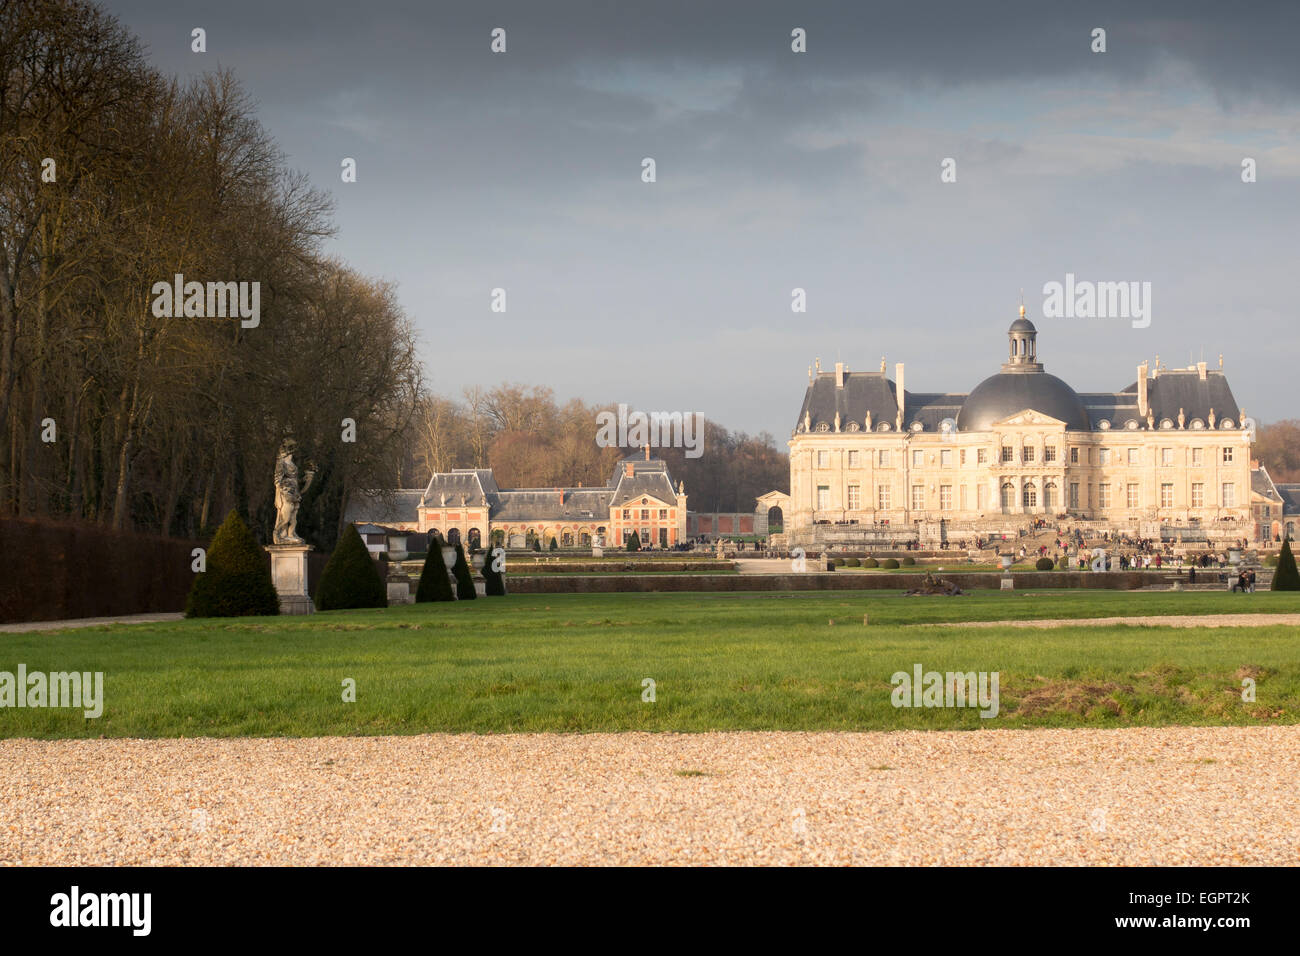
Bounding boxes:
[957,371,1090,432]
[1009,315,1036,333]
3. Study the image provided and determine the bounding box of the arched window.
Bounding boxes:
[1044,482,1057,510]
[1000,482,1016,513]
[1023,483,1038,508]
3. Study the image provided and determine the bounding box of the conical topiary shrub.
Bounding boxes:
[315,523,386,610]
[626,531,640,552]
[452,542,477,600]
[185,510,280,617]
[483,547,508,596]
[416,534,456,602]
[1272,539,1300,591]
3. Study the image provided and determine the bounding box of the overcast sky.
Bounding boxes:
[105,0,1300,437]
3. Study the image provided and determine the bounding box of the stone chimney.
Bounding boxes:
[624,461,634,478]
[644,444,650,461]
[894,362,905,423]
[835,362,845,388]
[1136,362,1149,418]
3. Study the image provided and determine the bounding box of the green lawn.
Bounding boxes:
[2,590,1297,738]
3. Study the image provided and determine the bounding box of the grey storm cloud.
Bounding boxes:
[104,0,1300,436]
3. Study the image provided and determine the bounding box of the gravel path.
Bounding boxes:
[928,612,1300,629]
[2,727,1295,866]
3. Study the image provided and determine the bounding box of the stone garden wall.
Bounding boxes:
[505,571,1168,594]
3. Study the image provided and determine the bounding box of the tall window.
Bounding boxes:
[1161,447,1173,466]
[1222,482,1235,507]
[1001,445,1014,463]
[878,450,891,467]
[816,485,830,510]
[1098,483,1112,508]
[911,485,925,510]
[1160,483,1174,508]
[847,484,861,510]
[1044,446,1057,463]
[658,509,667,519]
[1099,448,1111,465]
[1023,446,1036,463]
[1191,482,1204,507]
[1126,483,1139,508]
[1192,448,1203,467]
[641,509,649,520]
[877,485,891,510]
[940,449,952,467]
[1223,447,1234,463]
[940,485,952,510]
[912,450,924,467]
[1069,482,1080,510]
[1023,483,1037,508]
[847,450,860,468]
[1070,447,1079,464]
[817,450,829,468]
[977,484,989,510]
[1000,483,1015,511]
[960,449,967,466]
[1044,482,1057,509]
[1127,448,1139,466]
[977,448,989,464]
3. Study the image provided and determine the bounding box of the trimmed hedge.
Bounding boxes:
[452,543,477,600]
[416,538,456,602]
[845,558,860,567]
[185,510,279,618]
[901,556,916,566]
[482,547,508,596]
[863,557,879,568]
[0,517,206,623]
[315,523,386,610]
[1272,540,1300,591]
[881,558,900,569]
[1036,557,1055,571]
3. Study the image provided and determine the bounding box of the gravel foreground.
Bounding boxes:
[2,727,1296,866]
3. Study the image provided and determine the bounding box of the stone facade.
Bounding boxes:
[347,455,689,549]
[786,310,1258,546]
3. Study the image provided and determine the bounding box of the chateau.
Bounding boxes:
[347,454,689,550]
[778,309,1263,548]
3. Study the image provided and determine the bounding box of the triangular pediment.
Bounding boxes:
[991,409,1067,428]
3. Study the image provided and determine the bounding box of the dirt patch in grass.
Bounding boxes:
[1013,678,1135,717]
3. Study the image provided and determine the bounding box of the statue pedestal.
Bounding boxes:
[267,544,314,614]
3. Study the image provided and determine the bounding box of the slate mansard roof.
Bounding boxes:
[794,324,1245,436]
[347,459,682,527]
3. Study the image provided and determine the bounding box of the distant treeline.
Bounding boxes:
[1256,421,1300,484]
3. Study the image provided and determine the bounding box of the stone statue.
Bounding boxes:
[1178,407,1185,429]
[1208,407,1216,429]
[273,440,315,545]
[865,410,872,430]
[1146,410,1154,429]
